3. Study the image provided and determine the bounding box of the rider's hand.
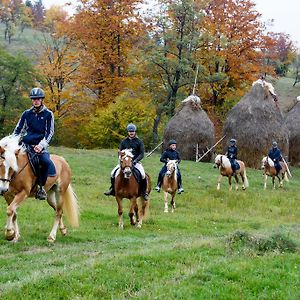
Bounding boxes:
[34,145,42,153]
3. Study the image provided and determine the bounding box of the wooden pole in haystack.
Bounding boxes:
[196,135,226,162]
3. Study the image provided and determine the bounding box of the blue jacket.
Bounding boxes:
[160,149,181,165]
[227,146,237,160]
[14,105,54,149]
[268,147,282,163]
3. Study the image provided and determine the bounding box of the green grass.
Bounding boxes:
[0,147,299,299]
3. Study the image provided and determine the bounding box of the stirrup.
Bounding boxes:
[155,186,160,192]
[35,187,47,200]
[178,187,184,194]
[142,193,150,201]
[104,188,115,196]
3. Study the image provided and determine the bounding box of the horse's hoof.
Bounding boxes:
[5,229,15,241]
[164,209,168,213]
[119,225,124,230]
[136,223,142,229]
[47,236,56,243]
[60,227,68,236]
[242,187,246,191]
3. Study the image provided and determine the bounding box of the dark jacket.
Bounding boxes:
[227,145,237,160]
[268,147,282,163]
[120,136,144,162]
[160,148,181,164]
[13,105,54,149]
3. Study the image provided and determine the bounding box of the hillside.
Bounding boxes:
[0,147,299,298]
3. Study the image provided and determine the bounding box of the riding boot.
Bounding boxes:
[177,178,184,194]
[104,177,115,196]
[155,179,161,192]
[141,178,150,201]
[35,185,47,200]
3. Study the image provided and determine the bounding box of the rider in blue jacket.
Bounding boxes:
[13,87,54,200]
[268,141,282,174]
[155,139,184,194]
[226,138,239,176]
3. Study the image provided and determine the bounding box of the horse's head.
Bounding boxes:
[119,149,134,179]
[214,154,222,168]
[0,137,21,195]
[166,160,177,177]
[261,156,274,170]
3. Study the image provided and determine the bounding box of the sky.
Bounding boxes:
[42,0,300,47]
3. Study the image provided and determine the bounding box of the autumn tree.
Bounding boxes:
[66,0,146,107]
[31,0,45,28]
[197,0,271,107]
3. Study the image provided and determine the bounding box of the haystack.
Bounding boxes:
[284,97,300,166]
[222,83,289,169]
[163,95,215,161]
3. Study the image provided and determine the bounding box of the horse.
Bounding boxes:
[261,156,288,189]
[0,135,79,242]
[114,149,151,229]
[161,160,178,213]
[214,154,249,191]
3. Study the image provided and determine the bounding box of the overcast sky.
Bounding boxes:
[42,0,300,47]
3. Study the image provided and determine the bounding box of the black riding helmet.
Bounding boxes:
[168,139,177,146]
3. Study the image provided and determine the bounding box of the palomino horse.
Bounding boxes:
[261,156,288,189]
[115,149,151,229]
[214,154,249,191]
[0,135,79,242]
[162,160,178,213]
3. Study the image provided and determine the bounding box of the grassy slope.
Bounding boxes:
[0,148,299,299]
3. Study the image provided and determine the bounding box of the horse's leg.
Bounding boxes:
[235,175,239,191]
[116,196,124,229]
[134,203,139,223]
[228,176,232,191]
[164,191,168,213]
[279,173,284,187]
[5,190,27,241]
[263,174,268,190]
[137,198,148,228]
[240,172,246,190]
[217,175,222,190]
[170,194,175,213]
[129,198,137,226]
[272,176,276,189]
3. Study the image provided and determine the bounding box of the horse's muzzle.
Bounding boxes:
[0,188,8,195]
[165,171,171,177]
[123,167,132,179]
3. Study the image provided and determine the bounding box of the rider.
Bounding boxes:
[13,87,55,200]
[268,141,283,174]
[155,139,184,194]
[104,123,149,200]
[226,138,239,176]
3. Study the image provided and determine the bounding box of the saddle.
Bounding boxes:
[26,147,56,177]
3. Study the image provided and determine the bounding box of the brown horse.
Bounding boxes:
[0,135,79,242]
[261,156,288,189]
[115,149,150,229]
[214,154,249,191]
[162,160,178,213]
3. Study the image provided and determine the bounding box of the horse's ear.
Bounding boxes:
[0,146,4,155]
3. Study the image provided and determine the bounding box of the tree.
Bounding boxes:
[0,48,37,135]
[143,0,205,141]
[32,0,45,28]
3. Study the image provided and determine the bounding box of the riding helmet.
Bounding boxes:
[127,123,137,132]
[230,138,236,145]
[29,87,45,99]
[168,139,177,146]
[272,141,278,148]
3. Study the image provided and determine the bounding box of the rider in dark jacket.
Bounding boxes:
[155,139,184,194]
[13,87,55,200]
[268,141,282,174]
[104,123,149,200]
[226,138,239,176]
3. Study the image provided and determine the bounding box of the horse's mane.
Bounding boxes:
[215,154,231,168]
[262,156,274,167]
[0,135,25,171]
[120,149,134,158]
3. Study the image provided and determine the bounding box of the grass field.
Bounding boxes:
[0,147,299,299]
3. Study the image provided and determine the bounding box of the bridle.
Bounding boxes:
[120,154,133,179]
[0,153,31,183]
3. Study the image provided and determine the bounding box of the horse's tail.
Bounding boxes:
[62,184,79,228]
[243,168,249,188]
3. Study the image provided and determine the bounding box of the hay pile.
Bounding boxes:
[222,83,289,169]
[284,98,300,166]
[163,95,215,161]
